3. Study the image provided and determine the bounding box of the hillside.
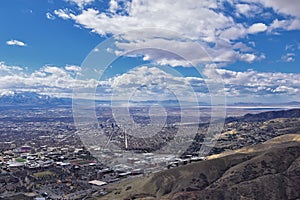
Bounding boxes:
[226,109,300,122]
[100,134,300,200]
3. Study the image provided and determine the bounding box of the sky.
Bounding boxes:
[0,0,299,104]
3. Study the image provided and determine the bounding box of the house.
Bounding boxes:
[88,180,107,186]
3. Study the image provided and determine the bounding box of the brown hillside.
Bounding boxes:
[100,134,300,200]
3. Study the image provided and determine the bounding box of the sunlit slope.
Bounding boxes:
[100,134,300,200]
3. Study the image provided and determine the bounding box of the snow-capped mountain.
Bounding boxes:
[0,91,71,106]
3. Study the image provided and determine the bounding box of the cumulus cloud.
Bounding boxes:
[54,9,72,19]
[109,0,119,13]
[108,66,299,98]
[102,66,300,102]
[46,12,56,20]
[235,3,262,18]
[239,53,257,62]
[55,0,272,66]
[245,0,300,31]
[269,19,290,31]
[216,68,300,96]
[269,18,300,31]
[0,62,98,97]
[281,53,295,62]
[0,63,299,102]
[6,39,27,47]
[0,62,23,75]
[248,23,268,34]
[65,65,82,72]
[52,0,300,67]
[249,0,300,18]
[273,86,298,94]
[65,0,95,9]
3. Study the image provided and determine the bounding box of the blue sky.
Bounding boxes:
[0,0,104,70]
[0,0,299,103]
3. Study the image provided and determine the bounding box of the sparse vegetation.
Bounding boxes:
[33,171,54,178]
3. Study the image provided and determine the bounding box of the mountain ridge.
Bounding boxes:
[226,108,300,123]
[0,91,71,106]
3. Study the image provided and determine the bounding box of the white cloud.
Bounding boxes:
[236,3,252,14]
[52,0,300,66]
[239,53,257,62]
[273,86,298,94]
[216,68,300,96]
[43,66,69,77]
[269,19,290,31]
[289,19,300,30]
[65,65,82,72]
[105,66,300,102]
[104,66,208,101]
[61,3,234,40]
[0,62,98,97]
[55,0,266,65]
[46,12,56,20]
[285,44,296,51]
[269,18,300,31]
[245,0,300,31]
[0,62,23,75]
[54,9,72,20]
[233,42,253,52]
[109,0,119,13]
[0,63,299,102]
[6,39,27,47]
[65,0,95,9]
[107,66,300,98]
[220,24,247,40]
[235,3,262,18]
[248,0,300,18]
[248,23,268,34]
[281,53,295,62]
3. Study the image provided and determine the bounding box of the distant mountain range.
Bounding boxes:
[226,108,300,123]
[0,91,71,106]
[0,91,299,108]
[229,101,300,107]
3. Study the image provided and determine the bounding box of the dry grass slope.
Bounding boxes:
[100,134,300,200]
